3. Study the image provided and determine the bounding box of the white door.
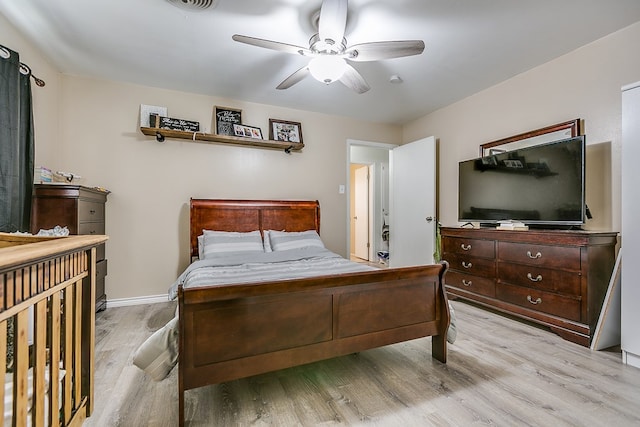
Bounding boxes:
[354,165,369,260]
[389,136,437,267]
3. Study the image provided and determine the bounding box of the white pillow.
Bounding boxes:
[201,230,264,258]
[268,230,325,251]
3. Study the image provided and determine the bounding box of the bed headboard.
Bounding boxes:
[189,199,321,258]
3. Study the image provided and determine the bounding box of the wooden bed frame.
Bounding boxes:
[0,233,107,426]
[178,199,450,425]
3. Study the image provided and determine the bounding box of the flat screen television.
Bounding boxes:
[458,135,586,227]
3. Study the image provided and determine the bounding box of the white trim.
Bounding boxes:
[622,350,640,369]
[106,294,171,308]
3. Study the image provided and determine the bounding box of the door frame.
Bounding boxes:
[346,139,397,260]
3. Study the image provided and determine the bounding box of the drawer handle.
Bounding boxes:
[527,273,543,282]
[89,209,96,215]
[526,251,542,259]
[461,244,471,251]
[527,295,542,305]
[462,279,472,287]
[461,261,472,269]
[89,230,96,235]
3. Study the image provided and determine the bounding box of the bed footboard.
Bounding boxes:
[0,234,107,426]
[178,262,449,425]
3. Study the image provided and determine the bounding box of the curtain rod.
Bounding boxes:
[0,43,46,87]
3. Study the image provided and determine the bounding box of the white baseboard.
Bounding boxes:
[622,350,640,369]
[106,294,172,308]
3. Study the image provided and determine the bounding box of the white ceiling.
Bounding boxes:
[2,0,640,125]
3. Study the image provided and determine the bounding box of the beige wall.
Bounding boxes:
[404,22,640,232]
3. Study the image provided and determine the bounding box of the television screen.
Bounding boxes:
[458,135,585,226]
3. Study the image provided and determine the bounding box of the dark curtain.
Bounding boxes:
[0,47,35,232]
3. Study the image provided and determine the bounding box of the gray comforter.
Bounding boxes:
[168,247,377,300]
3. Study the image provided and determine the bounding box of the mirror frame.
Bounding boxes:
[480,119,582,156]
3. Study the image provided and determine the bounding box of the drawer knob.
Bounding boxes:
[462,261,472,269]
[461,243,471,251]
[527,273,543,282]
[526,251,542,259]
[462,279,472,287]
[89,209,96,214]
[527,295,542,305]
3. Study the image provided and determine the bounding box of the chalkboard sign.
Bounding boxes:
[150,115,200,132]
[214,106,242,136]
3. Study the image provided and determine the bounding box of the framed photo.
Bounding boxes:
[233,124,263,139]
[269,119,303,144]
[503,159,524,168]
[214,106,242,136]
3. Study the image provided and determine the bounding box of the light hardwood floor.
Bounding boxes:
[86,300,640,426]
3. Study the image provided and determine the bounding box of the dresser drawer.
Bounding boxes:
[498,261,581,295]
[496,282,581,321]
[96,258,108,280]
[78,200,105,222]
[498,242,580,270]
[443,253,495,277]
[445,270,496,298]
[443,237,495,258]
[78,221,105,236]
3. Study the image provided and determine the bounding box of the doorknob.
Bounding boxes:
[353,216,357,220]
[425,216,433,222]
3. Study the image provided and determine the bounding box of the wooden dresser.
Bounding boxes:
[31,184,109,311]
[441,227,617,346]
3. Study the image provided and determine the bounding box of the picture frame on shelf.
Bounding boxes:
[503,159,524,168]
[269,119,303,144]
[214,106,242,136]
[233,124,263,139]
[140,104,167,127]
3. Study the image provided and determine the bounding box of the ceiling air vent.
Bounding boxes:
[166,0,219,10]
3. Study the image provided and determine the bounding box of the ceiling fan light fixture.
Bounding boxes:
[308,56,347,84]
[232,0,423,93]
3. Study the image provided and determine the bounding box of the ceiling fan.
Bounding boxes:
[232,0,425,94]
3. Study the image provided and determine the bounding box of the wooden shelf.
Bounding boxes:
[140,127,304,153]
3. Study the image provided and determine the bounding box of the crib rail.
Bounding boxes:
[0,234,107,427]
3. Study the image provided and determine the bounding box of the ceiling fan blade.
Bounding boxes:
[339,64,370,94]
[232,34,312,56]
[276,66,310,90]
[345,40,425,62]
[318,0,348,46]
